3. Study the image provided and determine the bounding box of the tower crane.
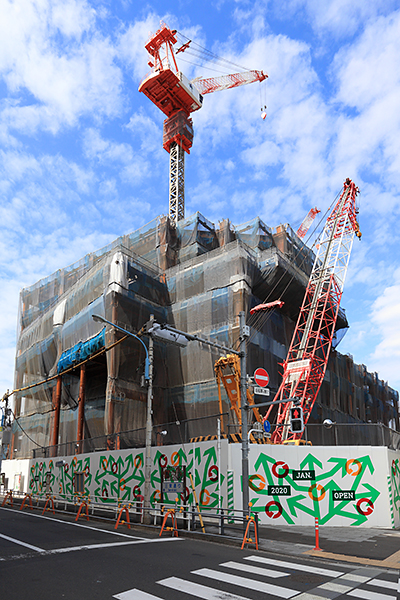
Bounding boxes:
[264,178,361,443]
[139,22,267,224]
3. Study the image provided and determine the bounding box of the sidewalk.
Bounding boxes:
[207,521,400,569]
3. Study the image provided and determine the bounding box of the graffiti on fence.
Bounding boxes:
[248,452,380,526]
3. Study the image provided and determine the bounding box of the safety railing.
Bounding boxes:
[0,489,256,543]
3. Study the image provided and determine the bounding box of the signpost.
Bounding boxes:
[161,466,186,499]
[254,386,270,396]
[254,368,269,387]
[263,419,271,434]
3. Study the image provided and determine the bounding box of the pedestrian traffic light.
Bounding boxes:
[290,405,304,433]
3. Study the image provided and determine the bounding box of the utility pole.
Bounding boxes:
[239,311,250,516]
[144,314,154,524]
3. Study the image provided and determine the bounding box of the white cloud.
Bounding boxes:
[369,270,400,388]
[279,0,397,37]
[117,13,164,82]
[0,0,123,135]
[83,128,133,164]
[330,12,400,186]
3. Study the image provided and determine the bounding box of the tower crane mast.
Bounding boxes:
[139,22,267,224]
[265,178,361,443]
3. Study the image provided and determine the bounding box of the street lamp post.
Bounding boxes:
[239,311,250,517]
[92,314,152,520]
[144,315,154,524]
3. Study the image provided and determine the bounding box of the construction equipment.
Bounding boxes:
[139,22,267,224]
[265,178,361,443]
[296,207,320,239]
[214,354,270,441]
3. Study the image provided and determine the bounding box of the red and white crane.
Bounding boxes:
[139,22,267,223]
[297,207,321,239]
[264,178,361,443]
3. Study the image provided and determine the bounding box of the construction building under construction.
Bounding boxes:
[9,212,399,458]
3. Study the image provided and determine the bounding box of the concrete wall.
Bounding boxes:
[1,442,396,528]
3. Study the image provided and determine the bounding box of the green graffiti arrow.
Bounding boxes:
[124,453,134,469]
[253,453,278,486]
[151,467,160,488]
[186,448,194,472]
[316,457,347,481]
[355,482,380,504]
[300,453,323,472]
[286,493,316,518]
[349,455,374,490]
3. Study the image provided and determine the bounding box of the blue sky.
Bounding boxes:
[1,0,400,395]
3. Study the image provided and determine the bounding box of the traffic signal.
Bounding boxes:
[290,406,304,433]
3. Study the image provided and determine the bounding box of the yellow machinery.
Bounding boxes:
[214,354,272,443]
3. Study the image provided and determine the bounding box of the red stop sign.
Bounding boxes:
[254,368,269,387]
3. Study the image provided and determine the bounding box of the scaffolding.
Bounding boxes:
[9,212,399,458]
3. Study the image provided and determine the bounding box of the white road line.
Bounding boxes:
[0,532,44,553]
[0,506,146,539]
[367,579,398,590]
[244,555,344,578]
[159,576,252,600]
[192,568,298,598]
[48,537,180,555]
[220,560,289,578]
[316,581,354,593]
[347,589,396,600]
[113,588,163,599]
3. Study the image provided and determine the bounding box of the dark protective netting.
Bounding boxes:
[10,212,399,458]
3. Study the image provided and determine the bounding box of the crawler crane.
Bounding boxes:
[139,22,267,223]
[215,179,361,444]
[265,178,361,442]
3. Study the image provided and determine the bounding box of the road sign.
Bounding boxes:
[254,368,269,387]
[263,419,271,433]
[254,386,270,396]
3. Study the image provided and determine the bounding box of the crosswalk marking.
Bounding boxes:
[191,567,297,598]
[367,579,398,590]
[159,576,251,599]
[113,554,398,600]
[113,589,162,599]
[0,532,44,553]
[244,555,344,578]
[347,589,396,600]
[220,560,289,578]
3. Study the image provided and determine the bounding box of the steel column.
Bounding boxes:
[51,375,62,455]
[143,315,154,524]
[76,364,86,453]
[169,142,185,223]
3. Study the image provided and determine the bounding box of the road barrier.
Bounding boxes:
[0,489,255,545]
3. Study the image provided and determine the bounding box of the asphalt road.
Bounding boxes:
[0,506,398,600]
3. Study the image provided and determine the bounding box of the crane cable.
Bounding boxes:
[175,31,252,73]
[230,187,343,352]
[246,190,341,344]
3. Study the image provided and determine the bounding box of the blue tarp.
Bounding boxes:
[57,328,106,373]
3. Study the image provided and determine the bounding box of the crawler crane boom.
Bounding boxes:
[265,178,361,443]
